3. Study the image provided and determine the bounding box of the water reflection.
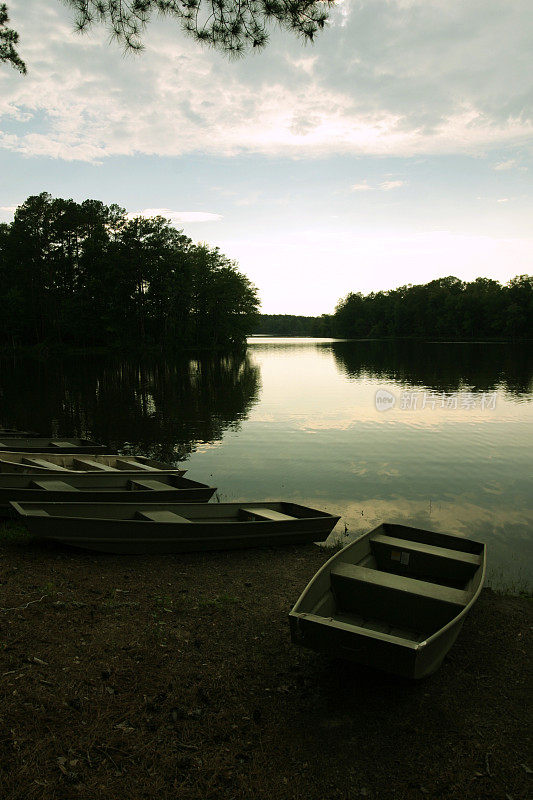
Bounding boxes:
[0,354,260,463]
[331,340,533,396]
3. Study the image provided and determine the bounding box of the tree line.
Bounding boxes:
[333,276,532,340]
[0,193,259,351]
[256,277,532,339]
[252,314,332,336]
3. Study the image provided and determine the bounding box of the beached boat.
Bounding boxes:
[10,501,340,554]
[0,437,109,453]
[0,472,214,514]
[289,523,486,679]
[0,452,183,473]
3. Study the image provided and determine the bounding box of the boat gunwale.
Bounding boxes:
[9,500,341,525]
[0,468,187,478]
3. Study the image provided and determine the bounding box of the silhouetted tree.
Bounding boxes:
[0,194,259,350]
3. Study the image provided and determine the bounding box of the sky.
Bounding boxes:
[0,0,531,314]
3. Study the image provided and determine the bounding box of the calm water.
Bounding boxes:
[1,340,531,589]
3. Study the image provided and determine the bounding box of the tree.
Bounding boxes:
[1,0,333,74]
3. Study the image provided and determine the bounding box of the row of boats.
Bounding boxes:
[0,433,340,552]
[0,430,486,678]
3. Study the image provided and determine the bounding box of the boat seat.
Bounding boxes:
[30,480,79,492]
[292,611,422,648]
[134,510,191,523]
[370,533,481,583]
[330,563,469,632]
[115,458,155,471]
[72,458,117,471]
[22,458,69,471]
[128,479,174,491]
[239,507,296,522]
[50,441,78,448]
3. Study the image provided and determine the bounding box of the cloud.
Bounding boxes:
[129,208,223,223]
[285,55,318,75]
[0,205,17,221]
[494,159,518,171]
[379,180,405,191]
[350,179,405,192]
[0,1,531,162]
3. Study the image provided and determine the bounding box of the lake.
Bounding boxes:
[0,339,531,589]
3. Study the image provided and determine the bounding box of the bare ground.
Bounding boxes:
[0,527,531,800]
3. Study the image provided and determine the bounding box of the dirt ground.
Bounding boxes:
[0,526,531,800]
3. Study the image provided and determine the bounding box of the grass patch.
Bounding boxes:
[319,538,344,554]
[197,593,241,610]
[0,521,33,544]
[39,580,59,597]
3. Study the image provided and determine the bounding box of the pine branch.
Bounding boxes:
[0,3,26,73]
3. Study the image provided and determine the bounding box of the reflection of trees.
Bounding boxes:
[0,354,261,462]
[331,340,533,396]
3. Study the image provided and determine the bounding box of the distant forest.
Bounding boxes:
[254,276,532,340]
[0,193,259,350]
[252,314,332,336]
[334,276,532,339]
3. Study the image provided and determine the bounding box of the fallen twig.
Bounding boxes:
[0,595,47,612]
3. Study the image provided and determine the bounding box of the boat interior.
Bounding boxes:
[0,453,176,472]
[0,473,206,491]
[296,523,485,642]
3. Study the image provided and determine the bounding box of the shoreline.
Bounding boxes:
[1,337,532,359]
[1,528,530,800]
